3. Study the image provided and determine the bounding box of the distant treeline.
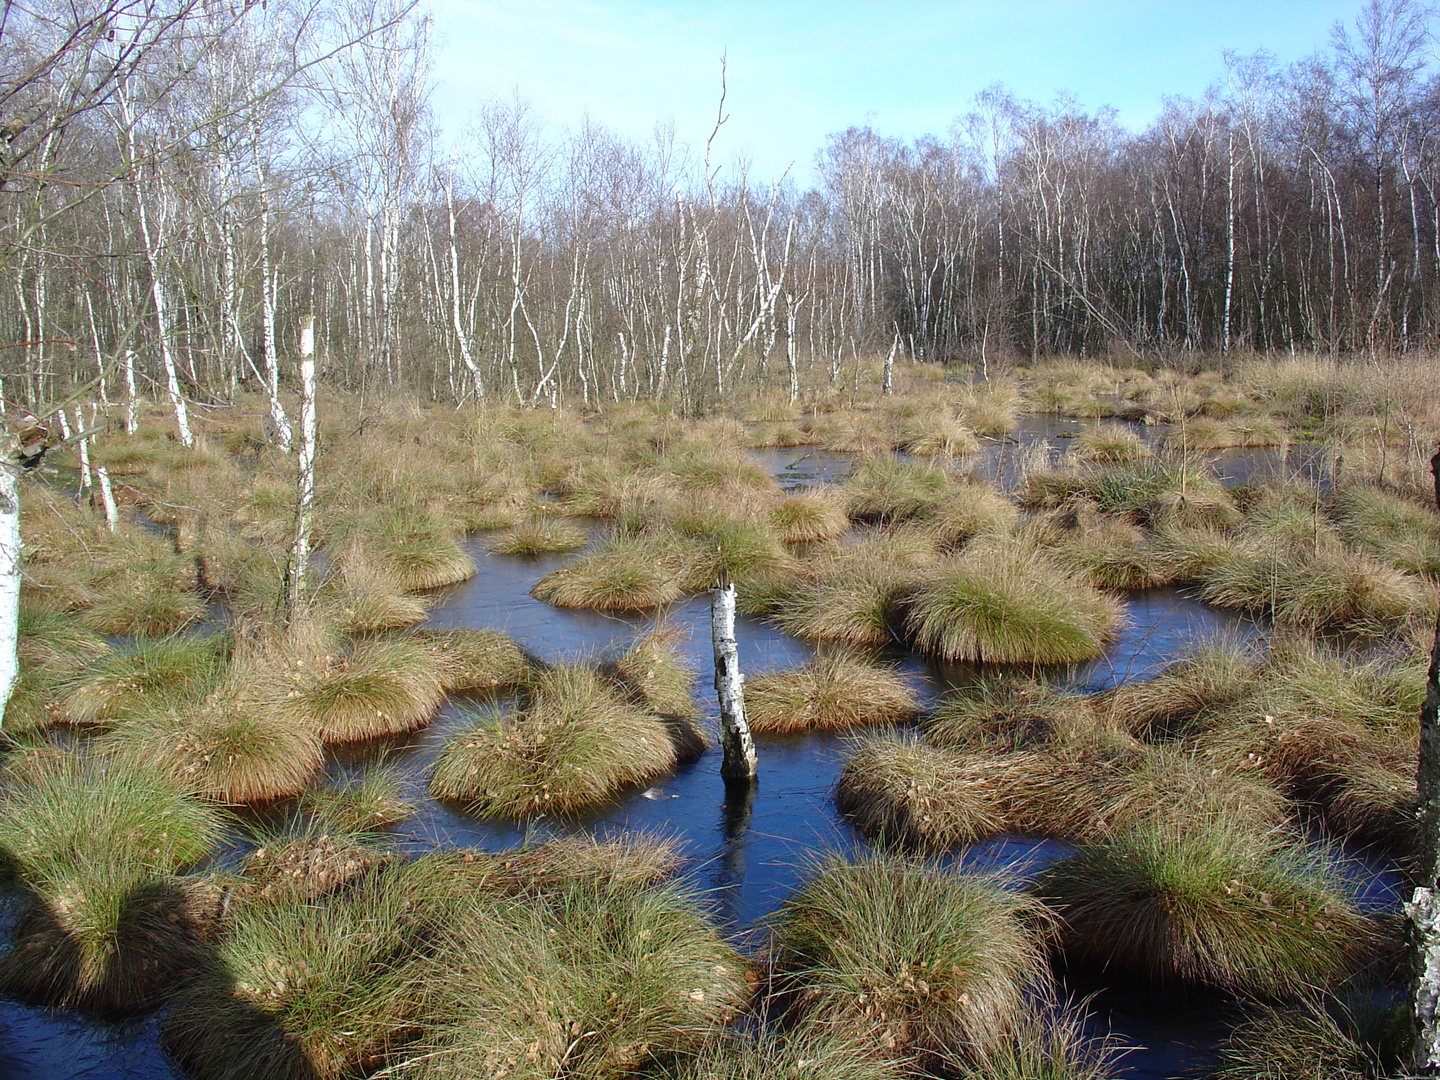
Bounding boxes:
[3,0,1438,413]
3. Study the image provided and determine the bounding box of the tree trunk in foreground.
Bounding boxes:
[710,578,757,781]
[1409,446,1440,1072]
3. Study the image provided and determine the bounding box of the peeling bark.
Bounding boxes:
[710,579,757,782]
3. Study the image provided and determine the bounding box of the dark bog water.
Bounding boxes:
[0,430,1384,1079]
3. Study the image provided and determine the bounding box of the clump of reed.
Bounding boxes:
[416,627,532,694]
[770,488,851,545]
[162,862,433,1080]
[300,764,416,833]
[0,753,224,1015]
[486,513,588,555]
[61,633,228,725]
[747,648,919,735]
[100,691,326,804]
[429,663,691,819]
[1068,423,1149,463]
[1333,483,1439,578]
[257,629,446,744]
[531,531,690,611]
[1087,637,1259,741]
[399,878,749,1080]
[904,544,1123,664]
[1034,815,1373,995]
[843,455,962,523]
[770,851,1049,1061]
[835,731,1008,851]
[1212,999,1399,1080]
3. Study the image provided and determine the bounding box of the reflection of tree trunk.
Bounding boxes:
[713,777,756,927]
[1408,448,1440,1071]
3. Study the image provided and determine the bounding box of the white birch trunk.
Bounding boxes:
[287,316,318,613]
[1410,448,1440,1072]
[710,580,757,781]
[0,461,20,729]
[72,410,91,493]
[123,348,137,434]
[95,465,117,532]
[883,333,898,396]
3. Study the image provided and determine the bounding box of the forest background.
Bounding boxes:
[3,0,1440,419]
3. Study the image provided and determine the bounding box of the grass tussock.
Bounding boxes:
[1034,815,1373,995]
[417,628,532,694]
[770,852,1049,1060]
[1213,999,1397,1080]
[486,514,588,555]
[429,664,686,819]
[835,731,1008,851]
[101,694,326,804]
[653,1028,908,1080]
[904,545,1124,664]
[926,677,1096,751]
[747,649,918,735]
[770,488,851,545]
[0,754,224,1015]
[531,532,689,611]
[398,879,748,1080]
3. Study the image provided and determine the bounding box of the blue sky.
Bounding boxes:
[429,0,1366,185]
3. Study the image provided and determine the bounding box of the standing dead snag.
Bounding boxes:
[711,573,758,782]
[1410,446,1440,1073]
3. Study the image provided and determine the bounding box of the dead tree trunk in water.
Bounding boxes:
[710,575,757,781]
[1409,446,1440,1072]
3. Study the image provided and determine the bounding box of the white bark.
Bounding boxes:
[95,465,117,531]
[883,333,897,395]
[122,348,137,434]
[0,462,20,730]
[72,409,91,492]
[710,581,757,781]
[287,316,318,612]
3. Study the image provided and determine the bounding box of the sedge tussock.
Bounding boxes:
[1086,638,1260,741]
[162,865,432,1080]
[100,692,325,804]
[429,664,682,819]
[1034,815,1373,995]
[486,514,588,555]
[904,545,1123,664]
[0,754,223,1015]
[770,488,851,545]
[260,636,446,744]
[770,851,1050,1061]
[415,627,532,694]
[531,532,689,612]
[61,634,228,725]
[396,880,748,1080]
[747,648,918,735]
[835,731,1008,851]
[843,455,962,523]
